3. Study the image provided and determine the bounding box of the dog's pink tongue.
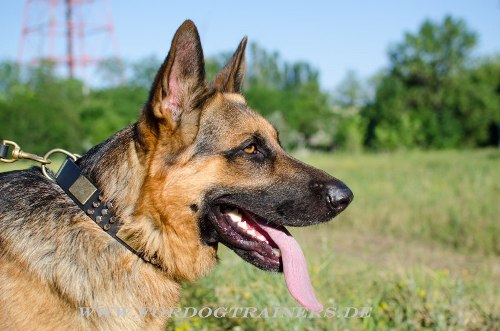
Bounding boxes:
[259,223,323,312]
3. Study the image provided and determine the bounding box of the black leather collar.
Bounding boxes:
[56,158,163,269]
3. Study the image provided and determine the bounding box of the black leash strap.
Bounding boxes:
[0,143,8,159]
[56,158,162,268]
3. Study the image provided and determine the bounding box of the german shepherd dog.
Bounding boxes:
[0,20,353,330]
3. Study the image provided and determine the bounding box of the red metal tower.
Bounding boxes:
[18,0,120,80]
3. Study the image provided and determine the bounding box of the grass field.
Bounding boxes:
[1,149,499,330]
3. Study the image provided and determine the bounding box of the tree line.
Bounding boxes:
[1,16,498,154]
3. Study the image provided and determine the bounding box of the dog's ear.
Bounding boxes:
[213,37,247,93]
[145,20,207,130]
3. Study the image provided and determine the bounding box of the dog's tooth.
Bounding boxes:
[257,234,266,241]
[237,221,248,229]
[247,229,257,237]
[272,248,281,257]
[227,211,242,223]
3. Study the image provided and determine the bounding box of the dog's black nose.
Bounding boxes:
[326,181,353,214]
[311,180,353,215]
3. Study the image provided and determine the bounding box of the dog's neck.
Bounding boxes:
[78,124,145,219]
[76,124,218,282]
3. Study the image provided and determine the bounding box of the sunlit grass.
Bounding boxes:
[302,149,500,256]
[0,156,65,173]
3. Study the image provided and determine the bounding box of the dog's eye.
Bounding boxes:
[243,144,257,154]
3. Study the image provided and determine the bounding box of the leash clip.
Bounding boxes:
[0,140,51,165]
[1,139,80,181]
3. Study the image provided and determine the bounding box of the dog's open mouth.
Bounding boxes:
[209,204,323,312]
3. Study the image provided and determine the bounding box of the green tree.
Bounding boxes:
[457,56,500,146]
[0,61,84,154]
[331,71,368,152]
[333,70,368,108]
[364,16,497,149]
[0,62,21,99]
[244,43,333,149]
[129,55,161,88]
[95,57,125,87]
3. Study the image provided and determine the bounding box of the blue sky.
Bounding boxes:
[1,0,499,89]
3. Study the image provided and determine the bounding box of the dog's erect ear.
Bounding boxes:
[146,20,206,128]
[213,37,247,93]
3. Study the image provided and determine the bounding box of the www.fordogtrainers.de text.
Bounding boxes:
[79,306,372,319]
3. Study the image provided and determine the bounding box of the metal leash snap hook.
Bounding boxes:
[1,140,50,164]
[41,148,79,181]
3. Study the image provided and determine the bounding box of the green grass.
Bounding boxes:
[302,149,500,256]
[0,156,66,173]
[2,149,499,330]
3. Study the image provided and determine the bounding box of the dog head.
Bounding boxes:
[134,20,353,311]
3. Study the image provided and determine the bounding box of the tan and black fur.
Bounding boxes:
[0,20,353,330]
